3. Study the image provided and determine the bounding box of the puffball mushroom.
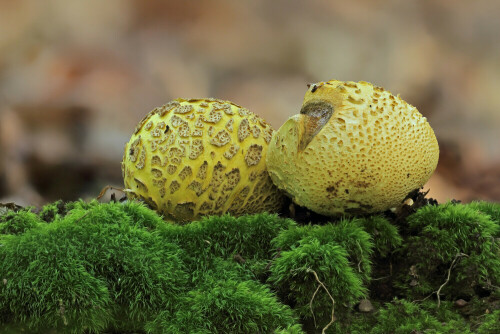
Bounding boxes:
[122,98,284,222]
[266,79,439,216]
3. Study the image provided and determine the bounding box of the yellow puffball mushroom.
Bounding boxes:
[266,79,439,216]
[122,98,284,222]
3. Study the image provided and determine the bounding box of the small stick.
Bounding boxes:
[356,240,363,273]
[414,253,469,306]
[414,292,434,304]
[73,212,90,224]
[436,253,468,307]
[309,284,322,328]
[307,268,335,334]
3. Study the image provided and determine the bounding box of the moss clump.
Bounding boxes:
[271,219,373,282]
[162,212,296,260]
[395,202,500,299]
[269,220,372,327]
[369,299,472,334]
[359,215,403,257]
[0,201,188,333]
[1,199,499,333]
[269,239,366,329]
[156,212,297,285]
[38,200,67,222]
[313,299,476,334]
[144,257,302,333]
[146,278,301,333]
[0,201,302,333]
[475,310,500,334]
[467,201,500,236]
[0,209,43,235]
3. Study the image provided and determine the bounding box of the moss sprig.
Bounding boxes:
[395,202,500,300]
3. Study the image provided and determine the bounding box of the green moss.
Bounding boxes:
[269,241,367,328]
[39,200,66,222]
[169,212,296,259]
[157,212,296,284]
[305,299,475,334]
[268,218,374,329]
[0,201,188,333]
[467,201,500,236]
[64,199,101,212]
[369,299,472,334]
[146,278,302,334]
[475,310,500,334]
[144,256,303,333]
[1,199,499,333]
[0,201,301,333]
[272,218,373,282]
[0,209,43,235]
[359,215,402,257]
[121,200,166,230]
[396,202,500,299]
[329,299,473,334]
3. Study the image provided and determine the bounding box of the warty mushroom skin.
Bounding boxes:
[266,79,440,216]
[122,98,284,222]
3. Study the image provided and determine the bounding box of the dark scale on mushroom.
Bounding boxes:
[169,180,180,194]
[223,168,241,191]
[245,144,263,166]
[238,119,250,142]
[224,144,240,160]
[210,130,231,147]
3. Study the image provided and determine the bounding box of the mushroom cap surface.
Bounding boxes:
[122,98,284,222]
[266,79,439,216]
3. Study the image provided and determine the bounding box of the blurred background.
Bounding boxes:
[1,0,499,206]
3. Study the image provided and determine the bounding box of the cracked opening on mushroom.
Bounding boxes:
[298,101,334,151]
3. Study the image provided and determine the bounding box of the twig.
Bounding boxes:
[414,292,434,304]
[414,253,469,306]
[58,299,68,326]
[265,248,281,270]
[307,268,335,334]
[356,240,363,273]
[436,253,469,307]
[309,284,322,328]
[73,212,90,224]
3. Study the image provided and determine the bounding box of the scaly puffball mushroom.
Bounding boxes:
[266,79,439,216]
[122,98,284,222]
